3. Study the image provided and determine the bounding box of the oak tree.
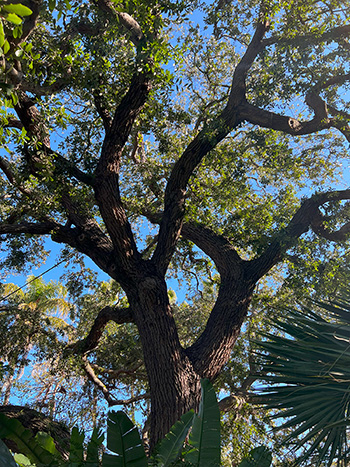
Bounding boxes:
[2,0,350,450]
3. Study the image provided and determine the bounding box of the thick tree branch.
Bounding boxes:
[68,305,134,355]
[238,101,332,135]
[53,195,116,277]
[93,90,112,132]
[94,71,151,275]
[181,222,243,278]
[152,18,270,275]
[247,189,350,281]
[14,92,50,146]
[10,90,93,186]
[0,220,60,236]
[6,0,42,49]
[0,155,15,185]
[262,24,350,48]
[227,17,270,109]
[184,191,350,377]
[19,74,72,96]
[49,149,95,186]
[0,155,32,195]
[1,117,23,129]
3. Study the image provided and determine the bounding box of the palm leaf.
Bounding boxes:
[86,426,104,466]
[69,427,85,463]
[255,299,350,466]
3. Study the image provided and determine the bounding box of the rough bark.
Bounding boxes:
[123,265,201,448]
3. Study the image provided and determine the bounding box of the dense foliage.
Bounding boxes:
[1,0,350,463]
[256,293,350,466]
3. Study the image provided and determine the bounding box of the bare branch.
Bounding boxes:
[81,355,117,406]
[81,355,149,407]
[108,393,150,406]
[68,306,134,355]
[91,362,144,379]
[0,220,60,236]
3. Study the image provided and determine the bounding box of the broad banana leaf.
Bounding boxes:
[0,438,17,467]
[152,409,194,466]
[102,411,147,467]
[0,413,57,466]
[186,379,221,466]
[237,446,272,467]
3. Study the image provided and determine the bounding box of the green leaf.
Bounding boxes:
[0,20,4,47]
[4,13,22,25]
[186,379,221,466]
[34,431,60,457]
[2,4,32,16]
[48,0,56,12]
[13,453,33,466]
[153,409,194,466]
[69,427,85,463]
[238,446,272,467]
[0,439,17,467]
[102,411,147,467]
[0,413,56,465]
[86,427,104,466]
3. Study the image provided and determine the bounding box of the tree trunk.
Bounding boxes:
[124,266,201,450]
[122,261,255,450]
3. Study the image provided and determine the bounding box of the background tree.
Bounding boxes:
[1,0,350,454]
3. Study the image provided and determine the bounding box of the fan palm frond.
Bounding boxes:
[255,299,350,466]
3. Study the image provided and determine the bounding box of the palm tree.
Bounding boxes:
[255,295,350,466]
[0,277,71,407]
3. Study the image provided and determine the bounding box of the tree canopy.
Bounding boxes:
[1,0,350,462]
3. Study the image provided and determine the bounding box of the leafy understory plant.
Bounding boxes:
[0,379,272,466]
[256,295,350,466]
